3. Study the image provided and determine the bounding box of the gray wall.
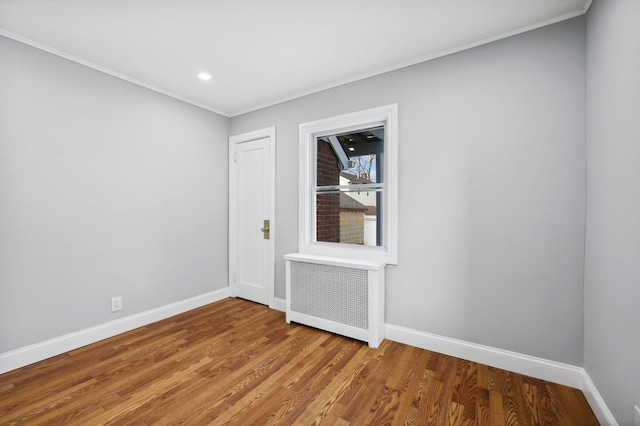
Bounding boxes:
[0,36,230,352]
[230,17,587,365]
[584,0,640,424]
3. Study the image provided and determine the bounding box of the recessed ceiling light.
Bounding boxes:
[348,147,355,151]
[198,72,212,81]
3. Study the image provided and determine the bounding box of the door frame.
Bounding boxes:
[228,127,276,308]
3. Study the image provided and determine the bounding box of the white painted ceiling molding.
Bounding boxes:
[0,0,591,117]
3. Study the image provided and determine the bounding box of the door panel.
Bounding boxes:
[234,137,270,304]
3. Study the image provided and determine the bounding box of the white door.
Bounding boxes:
[230,129,275,306]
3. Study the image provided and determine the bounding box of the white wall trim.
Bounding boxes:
[385,323,616,425]
[298,104,398,265]
[227,10,588,117]
[271,297,286,312]
[385,324,583,387]
[0,30,229,117]
[0,288,230,375]
[581,371,619,426]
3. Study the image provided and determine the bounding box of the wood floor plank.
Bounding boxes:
[476,388,492,426]
[456,360,479,423]
[283,343,371,424]
[0,298,600,425]
[359,385,400,425]
[389,348,432,425]
[489,390,506,426]
[449,400,465,426]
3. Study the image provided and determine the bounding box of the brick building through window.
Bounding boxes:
[316,140,341,242]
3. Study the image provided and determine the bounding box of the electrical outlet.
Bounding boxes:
[111,296,122,312]
[634,405,640,426]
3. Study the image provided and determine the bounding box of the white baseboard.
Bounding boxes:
[385,323,583,387]
[271,297,286,312]
[581,371,618,426]
[385,323,616,425]
[0,287,230,375]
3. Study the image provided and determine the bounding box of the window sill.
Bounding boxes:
[284,253,386,270]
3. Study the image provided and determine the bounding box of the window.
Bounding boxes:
[315,126,383,246]
[298,104,398,264]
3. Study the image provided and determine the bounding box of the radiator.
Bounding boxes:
[284,253,385,348]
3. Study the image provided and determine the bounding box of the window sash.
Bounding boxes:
[298,104,398,265]
[315,183,384,194]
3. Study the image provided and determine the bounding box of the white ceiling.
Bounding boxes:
[0,0,590,117]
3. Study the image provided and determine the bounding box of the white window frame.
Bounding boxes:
[298,104,398,265]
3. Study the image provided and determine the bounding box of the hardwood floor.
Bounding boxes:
[0,298,598,425]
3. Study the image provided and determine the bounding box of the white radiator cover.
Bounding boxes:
[284,253,386,348]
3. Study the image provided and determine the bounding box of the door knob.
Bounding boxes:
[261,220,270,239]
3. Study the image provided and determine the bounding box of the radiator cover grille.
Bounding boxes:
[285,253,385,348]
[290,261,368,330]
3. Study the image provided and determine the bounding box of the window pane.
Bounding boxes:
[316,189,381,246]
[316,125,384,187]
[344,154,379,184]
[315,125,384,247]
